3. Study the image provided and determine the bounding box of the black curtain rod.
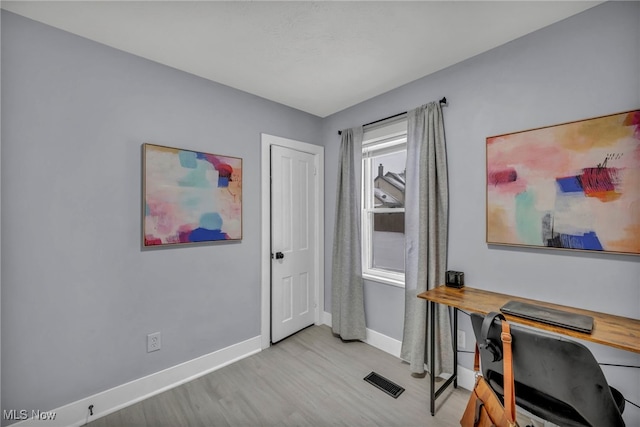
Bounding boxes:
[338,97,447,135]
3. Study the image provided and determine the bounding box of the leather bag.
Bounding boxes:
[460,313,518,427]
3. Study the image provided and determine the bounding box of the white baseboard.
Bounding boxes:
[12,336,262,427]
[324,311,475,391]
[322,310,333,327]
[323,311,399,361]
[323,310,402,359]
[364,327,402,358]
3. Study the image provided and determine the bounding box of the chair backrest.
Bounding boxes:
[470,312,625,427]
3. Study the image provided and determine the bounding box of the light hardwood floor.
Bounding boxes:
[86,325,468,426]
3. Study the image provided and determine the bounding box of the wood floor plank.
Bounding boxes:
[86,325,468,426]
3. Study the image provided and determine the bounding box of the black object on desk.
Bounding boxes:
[445,270,464,288]
[500,300,594,334]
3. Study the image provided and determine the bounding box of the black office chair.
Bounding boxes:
[470,312,626,427]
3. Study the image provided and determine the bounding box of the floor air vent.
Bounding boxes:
[364,372,405,398]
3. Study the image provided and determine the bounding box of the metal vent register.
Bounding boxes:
[364,372,405,398]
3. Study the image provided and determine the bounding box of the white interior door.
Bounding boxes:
[271,145,316,343]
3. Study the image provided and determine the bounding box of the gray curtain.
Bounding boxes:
[331,127,366,341]
[400,102,453,375]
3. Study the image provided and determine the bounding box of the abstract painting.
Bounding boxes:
[143,143,242,246]
[486,110,640,255]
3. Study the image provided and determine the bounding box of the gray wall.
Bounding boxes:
[1,10,322,421]
[323,1,639,424]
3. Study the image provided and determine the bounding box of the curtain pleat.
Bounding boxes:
[331,127,366,341]
[400,102,453,376]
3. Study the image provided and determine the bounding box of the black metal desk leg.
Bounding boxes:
[429,302,458,416]
[430,300,436,416]
[453,307,458,388]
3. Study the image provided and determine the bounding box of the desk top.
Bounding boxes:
[418,286,640,354]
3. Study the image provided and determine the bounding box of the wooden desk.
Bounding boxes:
[418,285,640,415]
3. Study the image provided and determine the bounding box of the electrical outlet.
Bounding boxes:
[457,330,466,349]
[147,332,161,352]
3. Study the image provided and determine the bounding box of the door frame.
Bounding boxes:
[261,134,324,349]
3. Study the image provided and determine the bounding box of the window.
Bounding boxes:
[361,119,407,287]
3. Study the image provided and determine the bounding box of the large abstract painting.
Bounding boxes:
[486,110,640,255]
[143,143,242,246]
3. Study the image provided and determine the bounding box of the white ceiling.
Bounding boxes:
[2,1,603,117]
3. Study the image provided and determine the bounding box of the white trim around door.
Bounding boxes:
[260,134,324,350]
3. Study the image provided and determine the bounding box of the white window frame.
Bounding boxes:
[361,119,407,288]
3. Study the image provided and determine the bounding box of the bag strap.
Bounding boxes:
[501,319,516,425]
[473,343,480,372]
[479,312,517,425]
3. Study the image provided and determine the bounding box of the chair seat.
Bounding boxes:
[489,377,625,427]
